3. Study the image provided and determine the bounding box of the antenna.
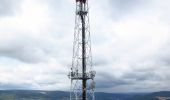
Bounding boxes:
[68,0,95,100]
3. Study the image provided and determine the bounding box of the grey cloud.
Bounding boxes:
[110,0,145,10]
[39,0,74,19]
[0,0,22,16]
[96,78,129,89]
[94,57,169,91]
[108,0,151,19]
[0,35,50,63]
[95,72,131,89]
[93,57,109,67]
[154,44,170,66]
[0,83,37,90]
[122,69,159,82]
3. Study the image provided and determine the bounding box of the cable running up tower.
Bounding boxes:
[68,0,95,100]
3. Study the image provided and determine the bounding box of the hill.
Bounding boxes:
[0,90,169,100]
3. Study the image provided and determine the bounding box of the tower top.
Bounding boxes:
[76,0,87,3]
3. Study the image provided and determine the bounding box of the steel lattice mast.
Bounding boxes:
[68,0,95,100]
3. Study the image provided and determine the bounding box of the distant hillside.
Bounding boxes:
[95,92,134,100]
[148,91,170,97]
[126,91,170,100]
[0,90,169,100]
[0,90,69,100]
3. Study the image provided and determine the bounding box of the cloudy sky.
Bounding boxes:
[0,0,170,93]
